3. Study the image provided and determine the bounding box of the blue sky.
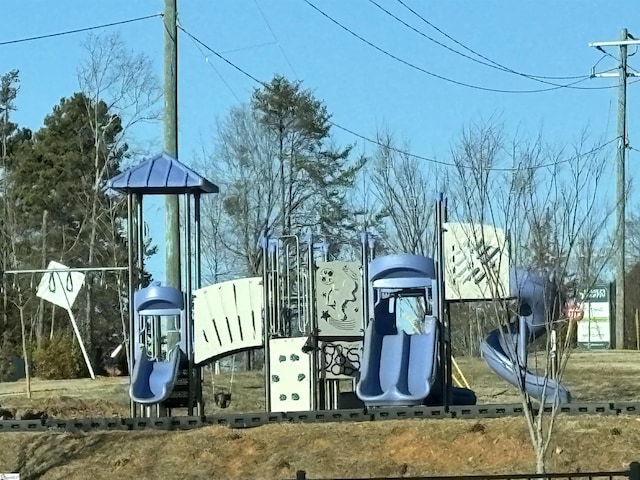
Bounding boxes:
[2,0,639,282]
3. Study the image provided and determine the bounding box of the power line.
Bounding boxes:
[368,0,616,91]
[395,0,584,82]
[182,25,242,103]
[219,41,278,55]
[178,25,264,85]
[302,0,594,94]
[335,123,618,171]
[176,24,619,172]
[253,0,299,79]
[0,13,163,46]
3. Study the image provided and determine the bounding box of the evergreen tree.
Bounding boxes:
[6,92,128,372]
[203,77,363,278]
[251,76,362,253]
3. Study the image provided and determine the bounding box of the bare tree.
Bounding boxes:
[5,194,32,397]
[371,131,439,256]
[76,31,161,365]
[448,120,613,473]
[203,105,279,278]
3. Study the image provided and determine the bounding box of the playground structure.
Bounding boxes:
[1,151,572,418]
[11,154,566,418]
[106,152,219,417]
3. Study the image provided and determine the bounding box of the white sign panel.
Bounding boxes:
[577,285,610,348]
[444,222,510,301]
[36,261,85,310]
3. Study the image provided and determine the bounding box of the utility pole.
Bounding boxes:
[164,0,180,290]
[589,30,640,349]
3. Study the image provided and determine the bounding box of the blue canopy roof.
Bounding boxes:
[106,152,219,195]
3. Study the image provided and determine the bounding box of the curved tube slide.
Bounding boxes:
[481,328,570,403]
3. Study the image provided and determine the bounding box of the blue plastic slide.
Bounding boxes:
[356,315,438,406]
[129,346,181,404]
[481,269,571,404]
[481,327,570,403]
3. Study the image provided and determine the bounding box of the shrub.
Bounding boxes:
[32,335,83,379]
[0,337,16,382]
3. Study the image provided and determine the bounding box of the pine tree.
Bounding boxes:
[6,92,128,372]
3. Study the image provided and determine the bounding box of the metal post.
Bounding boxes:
[127,193,136,417]
[63,295,96,379]
[307,234,318,411]
[184,193,195,415]
[360,232,370,326]
[136,194,144,279]
[262,237,272,412]
[194,193,203,415]
[367,235,376,319]
[194,194,202,290]
[435,193,451,410]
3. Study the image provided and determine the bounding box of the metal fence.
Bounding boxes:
[293,462,640,480]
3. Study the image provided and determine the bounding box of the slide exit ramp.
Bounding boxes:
[129,345,182,404]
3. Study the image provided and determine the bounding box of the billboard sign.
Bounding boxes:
[577,284,610,349]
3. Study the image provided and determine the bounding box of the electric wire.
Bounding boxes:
[0,13,163,46]
[177,24,619,173]
[183,24,242,103]
[253,0,299,79]
[178,25,264,85]
[219,41,278,55]
[303,0,599,94]
[395,0,586,81]
[370,0,617,91]
[367,0,593,89]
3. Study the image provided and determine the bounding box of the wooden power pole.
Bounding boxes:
[589,29,640,349]
[164,0,180,290]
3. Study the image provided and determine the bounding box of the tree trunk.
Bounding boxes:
[535,448,545,475]
[18,302,31,399]
[36,209,48,348]
[49,304,56,340]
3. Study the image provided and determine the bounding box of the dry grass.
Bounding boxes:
[0,417,639,479]
[0,351,638,479]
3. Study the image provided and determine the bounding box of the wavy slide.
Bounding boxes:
[129,346,182,404]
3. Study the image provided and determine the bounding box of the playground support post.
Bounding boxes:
[66,304,96,380]
[127,193,136,417]
[360,233,370,326]
[43,269,97,380]
[194,193,203,416]
[435,193,452,410]
[307,234,319,411]
[262,237,272,412]
[184,193,195,416]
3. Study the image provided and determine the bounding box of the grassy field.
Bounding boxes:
[0,350,638,479]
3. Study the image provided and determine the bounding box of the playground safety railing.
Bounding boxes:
[292,461,640,480]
